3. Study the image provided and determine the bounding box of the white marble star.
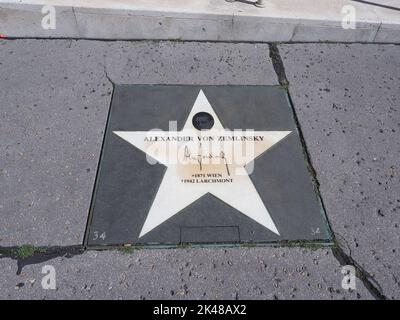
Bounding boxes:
[114,90,291,238]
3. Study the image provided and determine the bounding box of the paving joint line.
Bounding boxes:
[268,43,333,240]
[268,43,388,300]
[1,38,400,46]
[332,246,387,300]
[0,239,332,276]
[81,61,116,246]
[0,245,85,275]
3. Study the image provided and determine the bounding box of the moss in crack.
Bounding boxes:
[14,245,45,259]
[119,246,135,254]
[118,245,142,254]
[173,243,191,250]
[168,37,183,42]
[241,242,257,248]
[0,245,85,275]
[268,43,289,89]
[277,240,331,250]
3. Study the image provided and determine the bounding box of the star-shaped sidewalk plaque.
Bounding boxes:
[114,90,291,237]
[86,85,331,246]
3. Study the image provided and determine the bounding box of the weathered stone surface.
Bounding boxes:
[279,43,400,299]
[0,248,373,299]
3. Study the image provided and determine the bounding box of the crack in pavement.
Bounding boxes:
[0,246,85,275]
[267,43,388,300]
[268,43,334,242]
[81,60,115,247]
[332,246,387,300]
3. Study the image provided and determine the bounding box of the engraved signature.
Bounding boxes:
[184,143,231,176]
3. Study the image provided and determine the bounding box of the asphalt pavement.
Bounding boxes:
[0,39,399,299]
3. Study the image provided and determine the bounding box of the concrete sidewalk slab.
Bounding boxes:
[0,39,277,247]
[0,40,112,246]
[0,0,399,42]
[279,43,400,299]
[103,41,278,85]
[0,247,374,299]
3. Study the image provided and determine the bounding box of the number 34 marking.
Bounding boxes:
[92,231,106,241]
